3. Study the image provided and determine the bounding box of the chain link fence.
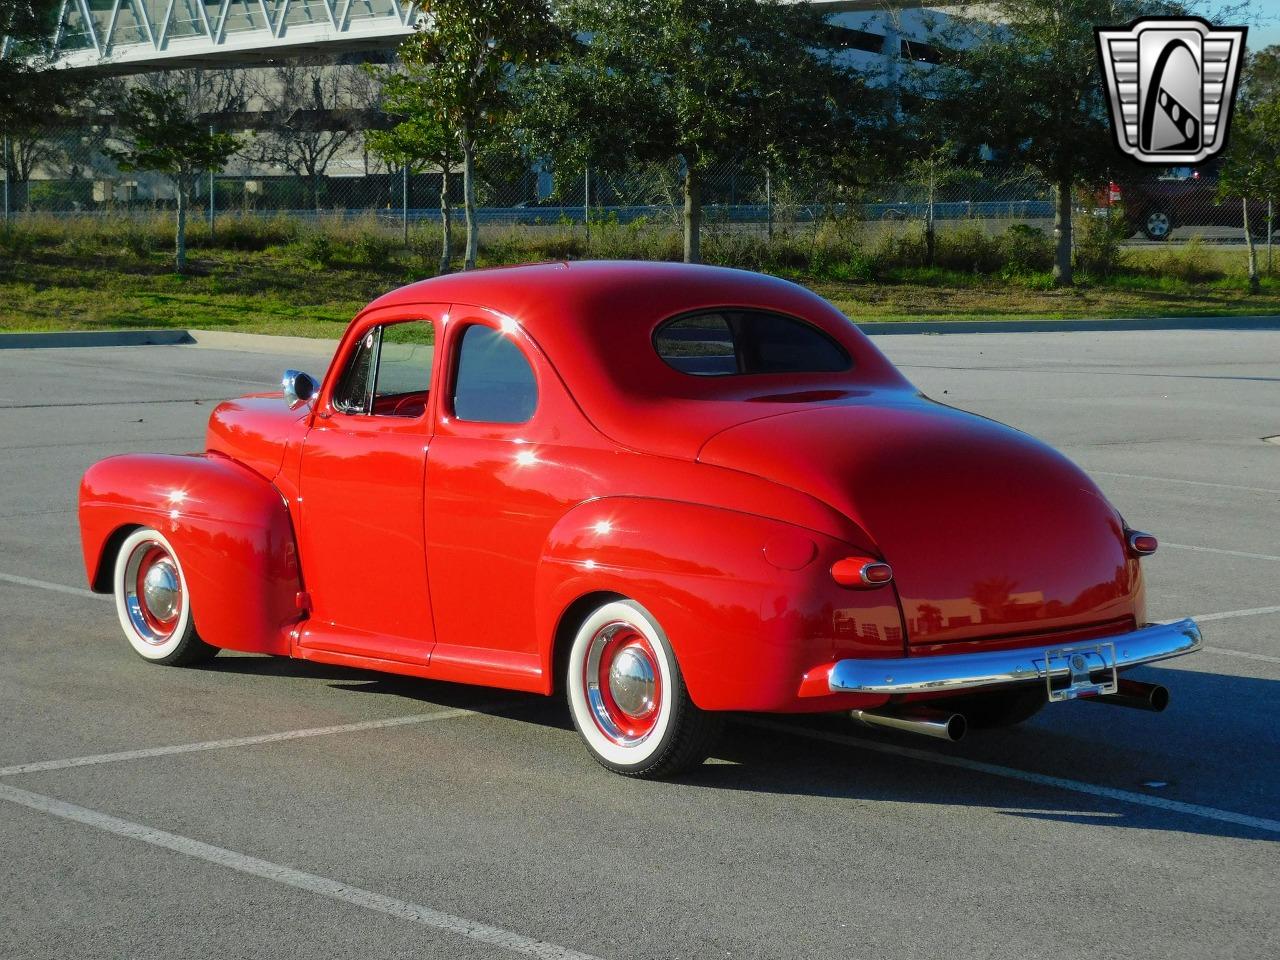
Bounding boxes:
[2,129,1276,250]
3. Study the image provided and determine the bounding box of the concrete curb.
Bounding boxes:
[185,329,339,358]
[0,329,194,350]
[855,315,1280,335]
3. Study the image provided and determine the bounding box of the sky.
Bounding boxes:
[1251,23,1280,51]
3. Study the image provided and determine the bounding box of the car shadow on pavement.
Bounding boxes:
[681,666,1280,843]
[191,653,545,714]
[197,654,1277,842]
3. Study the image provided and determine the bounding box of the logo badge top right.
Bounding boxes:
[1096,17,1248,164]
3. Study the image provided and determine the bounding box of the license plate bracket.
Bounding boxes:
[1041,642,1119,702]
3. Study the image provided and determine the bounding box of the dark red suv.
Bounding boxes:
[1110,163,1273,241]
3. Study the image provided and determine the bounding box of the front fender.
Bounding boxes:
[536,497,905,712]
[79,453,301,655]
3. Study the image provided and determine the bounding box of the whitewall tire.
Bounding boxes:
[112,527,218,666]
[566,599,721,778]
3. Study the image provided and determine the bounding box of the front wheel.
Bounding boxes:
[566,599,722,778]
[113,527,218,666]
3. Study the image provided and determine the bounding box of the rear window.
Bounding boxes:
[451,324,538,424]
[654,310,851,376]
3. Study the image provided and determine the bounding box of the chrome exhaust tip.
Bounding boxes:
[850,706,967,742]
[1090,678,1170,712]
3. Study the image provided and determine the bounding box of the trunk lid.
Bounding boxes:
[698,399,1139,646]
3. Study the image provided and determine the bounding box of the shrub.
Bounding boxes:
[999,224,1054,273]
[1075,210,1128,278]
[298,232,335,269]
[26,180,93,211]
[353,232,398,271]
[119,223,157,259]
[210,215,298,252]
[871,225,928,270]
[481,224,586,264]
[0,225,37,262]
[933,225,1003,273]
[1145,237,1229,284]
[410,228,448,275]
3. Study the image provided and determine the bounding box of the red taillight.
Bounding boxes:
[1108,182,1122,203]
[831,557,893,588]
[1128,531,1158,556]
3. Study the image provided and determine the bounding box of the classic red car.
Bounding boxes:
[79,262,1201,777]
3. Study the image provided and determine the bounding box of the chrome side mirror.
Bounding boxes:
[282,369,318,410]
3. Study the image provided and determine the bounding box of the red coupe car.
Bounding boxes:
[78,262,1201,777]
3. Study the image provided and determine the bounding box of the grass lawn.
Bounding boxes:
[3,222,1279,337]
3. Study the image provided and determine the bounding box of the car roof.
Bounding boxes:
[366,261,912,459]
[367,260,814,322]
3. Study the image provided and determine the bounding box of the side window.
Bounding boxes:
[332,330,377,414]
[451,324,538,424]
[372,322,434,418]
[652,313,737,375]
[332,321,434,418]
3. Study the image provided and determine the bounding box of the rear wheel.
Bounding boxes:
[113,527,218,666]
[942,686,1046,729]
[565,599,722,778]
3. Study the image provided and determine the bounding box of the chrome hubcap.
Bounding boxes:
[608,646,657,718]
[122,541,183,645]
[142,561,180,622]
[584,621,664,746]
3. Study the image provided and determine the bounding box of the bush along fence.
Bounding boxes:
[2,129,1276,252]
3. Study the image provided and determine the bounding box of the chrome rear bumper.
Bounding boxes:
[828,618,1202,696]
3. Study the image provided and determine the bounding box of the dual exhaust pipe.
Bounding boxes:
[850,679,1169,743]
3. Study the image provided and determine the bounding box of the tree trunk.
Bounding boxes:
[765,167,773,242]
[175,178,188,275]
[1243,198,1260,294]
[440,167,453,275]
[683,164,702,264]
[462,136,478,270]
[402,165,410,250]
[1052,177,1073,286]
[1267,200,1273,276]
[925,169,936,267]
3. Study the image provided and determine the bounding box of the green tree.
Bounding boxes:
[930,1,1176,286]
[395,0,561,270]
[106,88,241,273]
[367,64,461,273]
[1219,46,1280,292]
[1,1,94,127]
[522,0,868,264]
[2,1,96,212]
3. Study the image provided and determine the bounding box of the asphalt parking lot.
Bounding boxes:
[1,327,1277,960]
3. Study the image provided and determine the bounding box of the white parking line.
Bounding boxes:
[0,708,493,777]
[0,782,603,960]
[1204,646,1280,665]
[1092,471,1280,495]
[1166,543,1280,562]
[745,720,1280,835]
[0,571,102,600]
[1190,605,1280,623]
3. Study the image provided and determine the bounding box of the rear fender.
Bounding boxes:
[79,453,301,655]
[536,497,904,712]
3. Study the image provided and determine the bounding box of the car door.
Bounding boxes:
[295,308,443,665]
[424,310,599,687]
